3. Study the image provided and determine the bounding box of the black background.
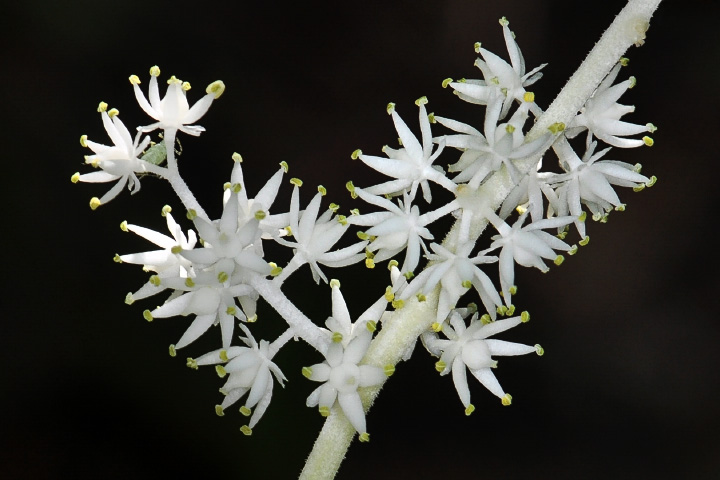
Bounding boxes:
[2,1,719,479]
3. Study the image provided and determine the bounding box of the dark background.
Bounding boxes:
[2,1,718,479]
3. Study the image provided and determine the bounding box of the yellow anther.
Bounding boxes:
[633,184,646,192]
[149,65,161,77]
[239,405,252,417]
[247,314,257,323]
[240,425,252,436]
[302,367,313,379]
[615,204,626,212]
[149,275,161,286]
[337,215,348,226]
[386,102,396,114]
[170,245,182,254]
[388,260,399,270]
[415,96,428,106]
[499,16,509,26]
[474,42,482,53]
[554,255,565,266]
[435,360,446,373]
[290,177,303,187]
[461,280,472,289]
[507,305,515,316]
[535,344,545,356]
[365,258,375,269]
[113,254,122,263]
[97,101,108,113]
[523,92,535,103]
[119,220,128,232]
[231,183,242,193]
[384,286,395,302]
[505,124,516,134]
[319,406,330,417]
[318,185,327,196]
[129,74,141,85]
[403,271,414,280]
[330,279,341,289]
[108,108,119,118]
[465,404,475,416]
[647,175,657,187]
[643,136,654,146]
[501,87,508,96]
[357,231,369,241]
[480,314,492,325]
[629,76,637,88]
[431,322,442,332]
[80,135,88,147]
[497,305,508,316]
[181,81,191,91]
[502,394,513,406]
[359,433,370,443]
[568,245,578,256]
[185,277,195,288]
[383,364,395,377]
[521,311,530,323]
[428,112,435,123]
[125,292,134,305]
[416,293,426,302]
[231,152,243,163]
[392,299,404,309]
[169,344,176,357]
[548,122,566,134]
[89,197,101,210]
[367,320,377,333]
[579,236,590,247]
[223,182,231,191]
[254,210,266,220]
[279,160,289,172]
[218,272,229,283]
[162,205,172,216]
[509,285,518,295]
[186,357,198,370]
[226,306,236,316]
[442,78,454,88]
[270,265,283,277]
[215,405,224,416]
[206,80,226,99]
[186,209,197,220]
[332,332,343,343]
[143,309,153,322]
[620,57,629,66]
[215,365,227,378]
[328,203,339,213]
[219,349,229,362]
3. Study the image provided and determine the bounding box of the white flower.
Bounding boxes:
[275,185,367,284]
[498,157,560,224]
[195,324,287,435]
[423,310,541,414]
[305,330,387,439]
[550,138,651,236]
[74,105,152,208]
[484,209,575,306]
[566,63,654,148]
[355,98,455,203]
[130,65,225,136]
[447,17,545,119]
[400,241,501,323]
[323,280,387,347]
[348,186,457,274]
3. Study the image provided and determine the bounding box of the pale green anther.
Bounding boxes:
[302,367,313,379]
[71,172,80,183]
[351,149,362,160]
[388,260,399,270]
[219,350,229,362]
[384,365,395,377]
[461,280,472,289]
[367,320,377,333]
[499,16,509,26]
[357,231,369,241]
[509,285,518,295]
[330,279,341,289]
[502,394,513,406]
[416,293,426,302]
[521,311,530,323]
[113,254,122,263]
[386,102,396,114]
[643,136,654,146]
[620,57,629,66]
[415,96,428,106]
[219,388,228,396]
[431,322,442,332]
[467,302,478,313]
[247,314,258,323]
[240,425,252,436]
[170,245,182,254]
[162,205,172,216]
[557,231,567,240]
[480,314,492,325]
[384,287,395,302]
[216,365,227,378]
[270,266,283,277]
[501,87,508,96]
[215,405,224,416]
[120,220,128,232]
[317,185,327,196]
[240,406,252,417]
[107,107,120,118]
[535,344,545,356]
[403,271,414,280]
[600,214,608,224]
[80,134,88,147]
[490,76,499,85]
[392,299,404,309]
[290,177,303,187]
[218,271,229,283]
[647,175,657,187]
[428,112,436,123]
[319,406,330,417]
[232,152,243,163]
[435,360,446,373]
[359,433,370,443]
[629,76,637,88]
[592,212,603,221]
[96,101,108,113]
[458,78,467,83]
[474,42,482,53]
[578,211,587,222]
[226,306,237,317]
[232,183,242,194]
[633,184,646,192]
[646,123,657,133]
[186,357,198,370]
[507,305,515,316]
[568,245,579,256]
[554,255,565,266]
[223,182,231,191]
[442,77,454,88]
[337,215,348,226]
[345,180,355,193]
[280,161,289,173]
[185,277,195,288]
[465,404,475,416]
[615,204,626,212]
[634,163,643,173]
[329,203,339,212]
[149,275,161,286]
[548,122,566,134]
[255,210,267,220]
[186,209,197,220]
[497,305,508,316]
[332,332,343,343]
[505,124,516,134]
[125,292,134,305]
[169,344,176,357]
[578,237,589,250]
[149,65,160,76]
[206,80,225,99]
